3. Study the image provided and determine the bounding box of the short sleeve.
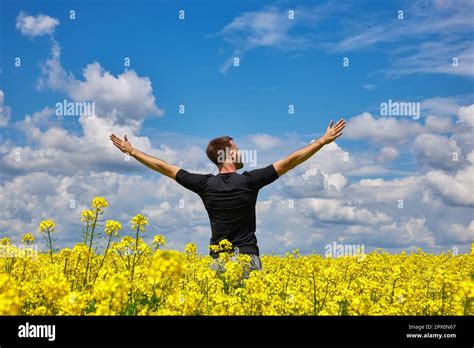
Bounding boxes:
[175,169,210,195]
[244,164,279,190]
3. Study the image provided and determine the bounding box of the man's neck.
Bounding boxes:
[219,164,237,174]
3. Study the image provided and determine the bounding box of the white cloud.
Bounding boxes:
[301,198,392,225]
[388,41,474,77]
[374,146,400,164]
[426,164,474,206]
[37,43,162,124]
[215,4,334,73]
[17,107,57,132]
[448,221,474,243]
[16,12,59,37]
[68,63,162,123]
[350,175,424,203]
[0,90,11,127]
[421,96,468,117]
[217,7,298,73]
[424,115,453,133]
[248,133,281,150]
[413,133,462,170]
[282,167,347,197]
[37,40,74,91]
[457,104,474,127]
[2,123,474,254]
[0,170,213,252]
[379,218,436,248]
[345,112,423,144]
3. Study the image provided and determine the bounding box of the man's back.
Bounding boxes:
[175,164,279,257]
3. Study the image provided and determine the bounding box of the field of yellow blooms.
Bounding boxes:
[0,197,472,316]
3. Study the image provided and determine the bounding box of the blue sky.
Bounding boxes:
[0,0,473,255]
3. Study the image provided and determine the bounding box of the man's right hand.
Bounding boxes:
[109,133,180,179]
[321,119,345,145]
[273,118,346,176]
[110,134,135,155]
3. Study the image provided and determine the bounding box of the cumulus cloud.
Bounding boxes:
[375,218,436,248]
[2,123,474,254]
[0,90,11,127]
[421,96,469,117]
[68,63,162,123]
[37,41,162,124]
[0,170,212,252]
[301,198,392,225]
[345,112,423,144]
[448,221,474,243]
[248,133,281,150]
[457,104,474,127]
[413,133,463,171]
[16,12,59,37]
[424,115,453,133]
[426,165,474,207]
[31,16,162,126]
[37,40,74,91]
[282,168,347,198]
[374,146,400,164]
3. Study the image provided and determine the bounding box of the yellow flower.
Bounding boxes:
[209,244,220,253]
[39,219,55,233]
[152,235,166,248]
[104,220,122,237]
[21,233,35,245]
[131,214,148,232]
[59,248,72,258]
[208,239,233,254]
[80,209,95,223]
[218,239,233,252]
[2,196,473,317]
[184,242,197,255]
[0,237,11,245]
[91,197,108,212]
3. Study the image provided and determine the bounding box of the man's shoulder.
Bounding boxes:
[178,168,215,177]
[242,164,276,175]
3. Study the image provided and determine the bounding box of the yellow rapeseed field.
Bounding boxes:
[0,197,472,316]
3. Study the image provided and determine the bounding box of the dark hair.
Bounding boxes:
[206,136,233,166]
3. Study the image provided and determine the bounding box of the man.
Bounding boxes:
[110,119,345,274]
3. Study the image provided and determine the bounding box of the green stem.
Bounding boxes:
[92,233,113,285]
[130,225,140,283]
[84,210,99,286]
[46,229,54,263]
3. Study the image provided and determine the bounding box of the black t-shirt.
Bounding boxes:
[175,164,279,257]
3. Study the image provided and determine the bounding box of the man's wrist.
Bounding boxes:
[129,148,139,157]
[317,136,329,146]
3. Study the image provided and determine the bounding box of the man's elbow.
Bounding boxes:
[273,160,292,176]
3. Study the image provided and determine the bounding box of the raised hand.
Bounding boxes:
[322,119,346,145]
[110,134,135,155]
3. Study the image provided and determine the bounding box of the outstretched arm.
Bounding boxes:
[110,134,180,179]
[273,119,346,176]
